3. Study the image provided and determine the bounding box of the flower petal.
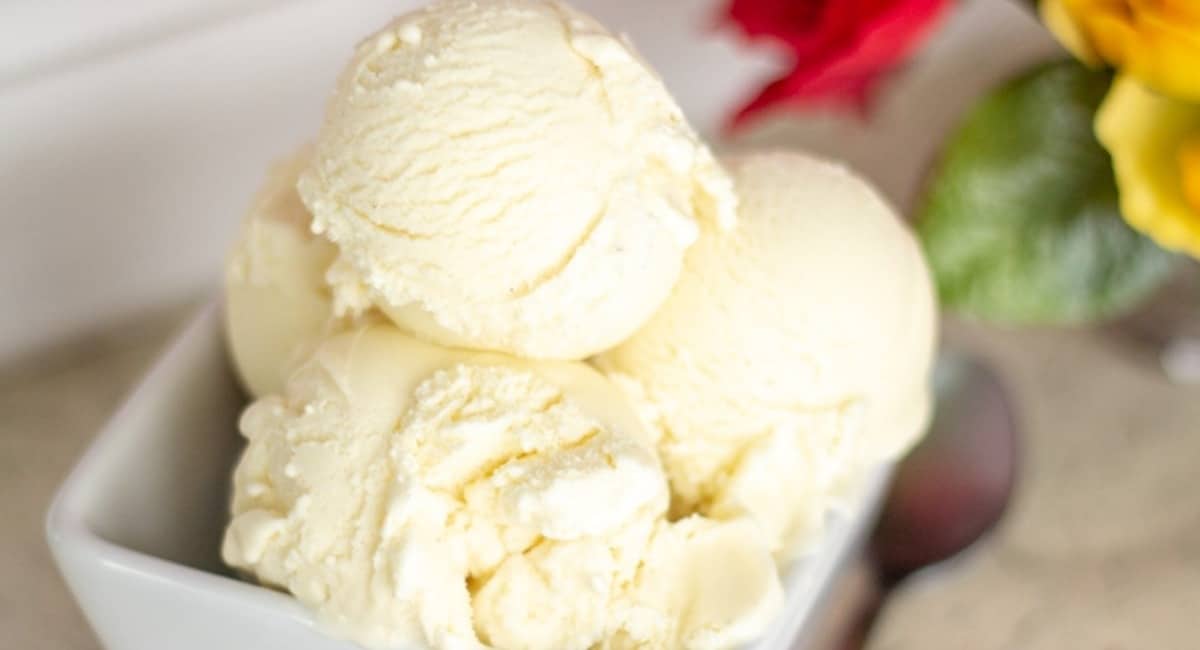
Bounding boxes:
[1096,74,1200,257]
[725,0,952,128]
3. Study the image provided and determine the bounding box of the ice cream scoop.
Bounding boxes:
[297,0,736,360]
[596,151,938,563]
[223,325,780,650]
[223,147,341,398]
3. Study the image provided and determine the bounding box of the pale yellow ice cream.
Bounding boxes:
[223,325,781,650]
[602,516,784,650]
[471,514,781,650]
[223,148,341,398]
[596,152,938,562]
[297,0,736,360]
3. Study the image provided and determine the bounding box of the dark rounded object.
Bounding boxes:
[871,351,1020,583]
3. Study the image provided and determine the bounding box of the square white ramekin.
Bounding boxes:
[47,303,890,650]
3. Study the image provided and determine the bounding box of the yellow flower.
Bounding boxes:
[1042,0,1200,102]
[1096,74,1200,257]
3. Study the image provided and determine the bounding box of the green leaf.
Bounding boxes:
[916,60,1177,325]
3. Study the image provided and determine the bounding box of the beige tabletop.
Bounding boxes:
[6,289,1200,649]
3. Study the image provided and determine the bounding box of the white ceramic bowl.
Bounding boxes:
[47,303,890,650]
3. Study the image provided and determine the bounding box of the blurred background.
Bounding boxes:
[4,0,1198,648]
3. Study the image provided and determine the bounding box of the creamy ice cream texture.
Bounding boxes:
[297,0,736,360]
[596,152,938,561]
[223,325,781,650]
[223,0,939,645]
[224,147,342,398]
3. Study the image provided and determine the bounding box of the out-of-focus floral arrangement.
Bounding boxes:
[726,0,1200,325]
[1044,0,1200,260]
[723,0,954,126]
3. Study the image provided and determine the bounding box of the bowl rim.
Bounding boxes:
[44,303,317,623]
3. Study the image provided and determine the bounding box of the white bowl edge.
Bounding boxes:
[46,300,892,650]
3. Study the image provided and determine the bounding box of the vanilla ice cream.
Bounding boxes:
[297,0,736,360]
[596,152,938,561]
[224,148,342,397]
[605,516,784,650]
[223,325,780,649]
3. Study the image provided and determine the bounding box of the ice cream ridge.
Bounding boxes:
[221,0,937,648]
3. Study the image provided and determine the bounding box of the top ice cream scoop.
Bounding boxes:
[298,0,736,360]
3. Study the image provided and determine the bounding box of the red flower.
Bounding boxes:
[724,0,953,128]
